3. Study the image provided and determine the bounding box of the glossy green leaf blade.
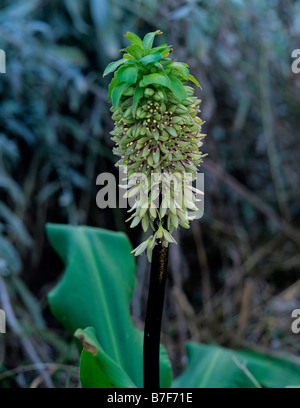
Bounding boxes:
[124,53,136,61]
[124,32,145,50]
[107,75,118,101]
[103,58,127,77]
[169,61,190,78]
[143,31,161,53]
[173,342,300,388]
[46,224,172,388]
[188,74,202,88]
[75,327,137,388]
[143,73,171,88]
[149,44,169,55]
[117,65,138,84]
[139,52,162,65]
[122,44,143,60]
[112,82,131,106]
[169,75,187,101]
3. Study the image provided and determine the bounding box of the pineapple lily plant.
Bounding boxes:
[104,30,206,262]
[104,30,206,389]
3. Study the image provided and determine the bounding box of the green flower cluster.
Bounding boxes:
[104,31,206,261]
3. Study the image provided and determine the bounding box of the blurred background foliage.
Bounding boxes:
[0,0,300,387]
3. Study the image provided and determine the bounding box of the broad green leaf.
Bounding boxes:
[124,54,136,61]
[122,44,144,60]
[188,73,202,88]
[143,30,162,53]
[124,32,145,50]
[46,224,172,388]
[173,343,300,388]
[169,61,189,78]
[107,75,118,101]
[139,52,162,65]
[154,62,163,69]
[75,327,137,388]
[149,45,170,55]
[117,65,138,84]
[169,75,187,101]
[112,82,131,106]
[132,85,144,117]
[103,58,127,77]
[143,73,171,88]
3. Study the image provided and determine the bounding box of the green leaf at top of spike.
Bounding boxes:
[167,61,190,78]
[107,74,118,101]
[143,73,171,88]
[169,75,187,101]
[111,82,131,106]
[188,74,202,88]
[139,52,162,65]
[124,32,145,50]
[103,58,127,77]
[122,44,144,60]
[143,30,163,53]
[117,65,138,84]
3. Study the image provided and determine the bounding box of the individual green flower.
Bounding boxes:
[104,30,206,261]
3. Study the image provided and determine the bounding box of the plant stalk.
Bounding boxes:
[143,242,169,388]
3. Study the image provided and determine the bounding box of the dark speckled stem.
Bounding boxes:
[143,242,169,389]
